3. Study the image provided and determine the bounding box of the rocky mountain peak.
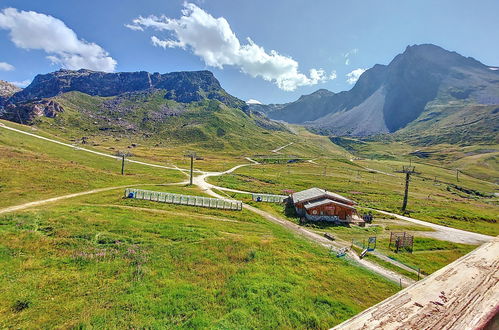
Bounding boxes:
[6,69,245,110]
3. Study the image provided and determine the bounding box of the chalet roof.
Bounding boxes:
[304,198,356,210]
[292,187,355,205]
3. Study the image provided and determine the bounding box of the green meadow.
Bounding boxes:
[0,189,399,328]
[210,157,498,236]
[0,118,497,328]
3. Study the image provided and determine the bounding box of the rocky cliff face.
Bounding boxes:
[1,69,248,124]
[6,69,246,109]
[2,99,64,123]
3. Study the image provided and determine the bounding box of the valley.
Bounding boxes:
[0,112,496,327]
[0,43,497,329]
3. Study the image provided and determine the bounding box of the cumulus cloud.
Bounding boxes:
[344,48,358,66]
[127,3,335,91]
[0,61,15,71]
[346,68,366,85]
[0,8,117,72]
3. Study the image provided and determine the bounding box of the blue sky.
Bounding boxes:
[0,0,498,103]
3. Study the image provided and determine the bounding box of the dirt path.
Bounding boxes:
[370,209,493,245]
[192,165,415,287]
[0,123,196,174]
[0,182,187,215]
[245,203,416,286]
[271,142,293,153]
[0,186,131,215]
[196,160,492,246]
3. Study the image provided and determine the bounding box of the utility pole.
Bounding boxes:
[456,169,459,182]
[184,151,197,185]
[121,154,125,175]
[117,152,126,175]
[396,165,418,213]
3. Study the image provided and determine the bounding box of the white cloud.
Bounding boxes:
[344,48,358,65]
[0,61,15,71]
[246,99,262,105]
[10,79,31,87]
[0,8,117,72]
[127,3,335,91]
[346,68,366,85]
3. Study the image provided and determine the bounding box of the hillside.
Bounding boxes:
[0,69,291,152]
[251,44,499,144]
[0,120,402,328]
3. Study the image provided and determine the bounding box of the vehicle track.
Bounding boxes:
[1,123,491,285]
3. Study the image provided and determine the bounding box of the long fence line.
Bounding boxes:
[252,193,288,203]
[125,188,243,211]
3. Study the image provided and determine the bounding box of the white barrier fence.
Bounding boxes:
[252,193,288,203]
[125,188,243,211]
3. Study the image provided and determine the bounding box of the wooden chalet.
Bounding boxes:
[291,188,364,225]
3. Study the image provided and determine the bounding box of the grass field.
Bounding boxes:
[0,117,497,328]
[209,158,498,236]
[0,188,400,328]
[0,121,185,208]
[227,196,478,277]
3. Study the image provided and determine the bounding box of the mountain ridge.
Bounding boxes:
[0,68,290,151]
[251,44,499,143]
[6,68,246,109]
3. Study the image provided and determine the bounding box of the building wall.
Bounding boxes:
[305,214,343,222]
[306,204,354,220]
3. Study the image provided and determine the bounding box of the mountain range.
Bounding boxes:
[1,44,498,147]
[0,69,287,151]
[251,44,499,144]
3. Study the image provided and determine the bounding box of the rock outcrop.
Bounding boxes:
[6,69,246,109]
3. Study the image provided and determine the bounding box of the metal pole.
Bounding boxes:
[189,155,194,185]
[121,154,125,175]
[401,172,410,212]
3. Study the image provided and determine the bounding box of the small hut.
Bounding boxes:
[291,188,364,225]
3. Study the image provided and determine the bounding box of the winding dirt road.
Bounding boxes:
[0,123,199,174]
[370,209,493,245]
[271,142,294,153]
[0,183,188,216]
[191,163,416,286]
[1,122,492,285]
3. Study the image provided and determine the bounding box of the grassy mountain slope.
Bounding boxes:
[27,90,291,153]
[0,119,185,208]
[395,102,499,145]
[0,121,400,328]
[210,154,498,236]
